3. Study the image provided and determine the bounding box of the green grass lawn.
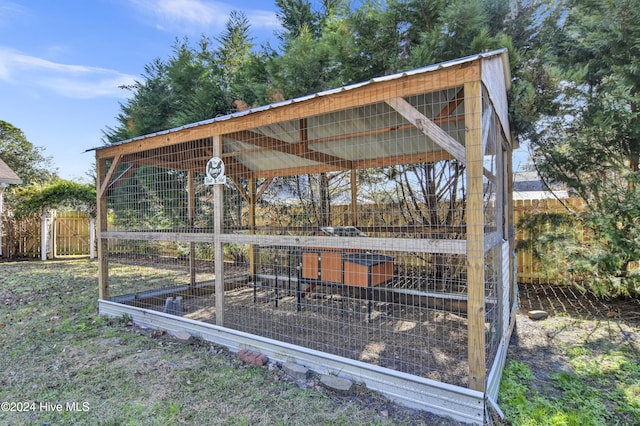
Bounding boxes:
[499,346,640,426]
[0,259,455,425]
[1,259,638,425]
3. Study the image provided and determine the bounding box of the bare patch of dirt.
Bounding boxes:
[115,274,640,425]
[508,283,640,395]
[517,282,640,323]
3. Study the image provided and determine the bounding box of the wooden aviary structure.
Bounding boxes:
[93,49,516,424]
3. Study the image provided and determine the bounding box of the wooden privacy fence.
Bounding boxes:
[286,199,589,285]
[1,213,40,258]
[2,200,587,284]
[514,197,585,284]
[1,211,95,259]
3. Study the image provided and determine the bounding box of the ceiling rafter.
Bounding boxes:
[225,129,352,170]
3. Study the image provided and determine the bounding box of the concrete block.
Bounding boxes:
[283,362,309,380]
[320,374,352,394]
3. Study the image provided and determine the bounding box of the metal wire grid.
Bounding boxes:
[222,244,470,385]
[106,140,216,233]
[481,96,509,370]
[102,86,508,389]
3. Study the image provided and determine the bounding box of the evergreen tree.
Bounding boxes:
[103,37,233,143]
[103,58,174,142]
[530,0,640,296]
[165,37,229,127]
[216,11,269,109]
[275,0,318,42]
[337,0,405,79]
[503,0,563,140]
[0,120,55,184]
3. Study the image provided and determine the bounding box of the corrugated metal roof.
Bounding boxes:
[90,48,509,152]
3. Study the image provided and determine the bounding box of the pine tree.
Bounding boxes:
[530,0,640,296]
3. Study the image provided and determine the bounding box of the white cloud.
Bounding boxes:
[129,0,278,33]
[0,47,137,99]
[245,9,280,30]
[0,1,26,22]
[151,0,226,27]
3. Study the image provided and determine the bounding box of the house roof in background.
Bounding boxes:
[0,157,22,185]
[513,170,570,200]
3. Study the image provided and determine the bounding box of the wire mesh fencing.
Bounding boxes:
[98,57,513,393]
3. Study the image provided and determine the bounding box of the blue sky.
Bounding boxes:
[1,1,529,183]
[0,0,281,181]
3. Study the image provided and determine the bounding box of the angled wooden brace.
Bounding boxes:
[385,97,467,164]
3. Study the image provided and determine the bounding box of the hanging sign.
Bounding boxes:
[204,157,226,185]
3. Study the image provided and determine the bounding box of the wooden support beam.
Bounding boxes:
[96,157,109,300]
[248,177,256,282]
[255,177,273,201]
[434,88,465,122]
[481,101,494,156]
[385,97,467,164]
[299,118,308,157]
[213,135,225,327]
[351,169,358,227]
[464,81,486,392]
[98,154,121,199]
[505,138,516,310]
[107,164,138,192]
[102,231,468,254]
[229,176,249,203]
[228,176,273,204]
[188,169,196,287]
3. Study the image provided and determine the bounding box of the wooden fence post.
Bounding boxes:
[89,216,95,259]
[212,135,225,327]
[40,210,48,261]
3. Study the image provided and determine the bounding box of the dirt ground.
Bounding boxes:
[507,283,640,396]
[132,279,640,425]
[140,283,472,386]
[267,283,640,425]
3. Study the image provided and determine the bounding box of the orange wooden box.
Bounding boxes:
[301,227,394,287]
[301,249,393,287]
[343,253,394,287]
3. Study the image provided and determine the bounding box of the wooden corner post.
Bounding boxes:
[248,177,256,282]
[465,80,486,392]
[188,169,196,287]
[213,135,225,326]
[96,157,109,300]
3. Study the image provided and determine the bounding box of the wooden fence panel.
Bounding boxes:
[55,214,91,256]
[514,197,585,284]
[1,212,93,258]
[1,214,41,258]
